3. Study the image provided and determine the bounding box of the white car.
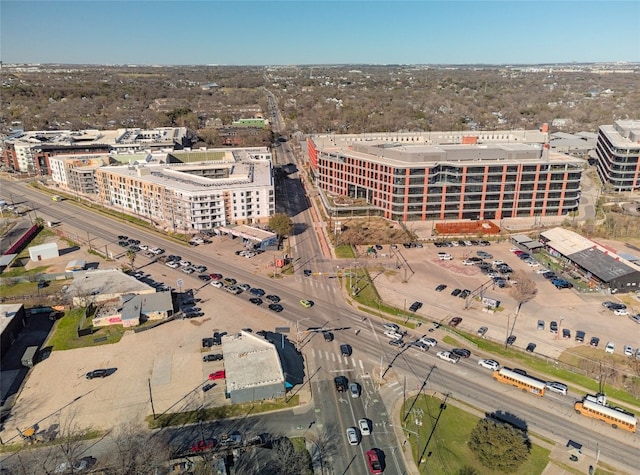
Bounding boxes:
[384,330,404,340]
[536,268,550,274]
[545,381,568,395]
[210,281,223,288]
[436,351,459,363]
[624,345,633,356]
[492,259,505,266]
[462,259,475,266]
[605,341,615,354]
[165,261,179,269]
[358,418,371,436]
[419,337,438,347]
[179,260,191,267]
[477,359,500,371]
[613,309,629,316]
[383,323,400,332]
[526,260,539,267]
[346,427,360,445]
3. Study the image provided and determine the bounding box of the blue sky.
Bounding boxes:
[2,1,639,65]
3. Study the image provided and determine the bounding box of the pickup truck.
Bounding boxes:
[334,376,348,392]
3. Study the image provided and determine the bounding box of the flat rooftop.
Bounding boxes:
[0,303,24,337]
[67,269,155,298]
[222,331,284,392]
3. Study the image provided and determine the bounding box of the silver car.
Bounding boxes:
[545,381,568,395]
[346,427,360,445]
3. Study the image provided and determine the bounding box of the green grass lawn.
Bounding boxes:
[403,395,550,475]
[46,307,125,350]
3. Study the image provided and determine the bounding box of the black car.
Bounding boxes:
[452,348,471,358]
[249,288,265,296]
[506,335,517,345]
[409,301,423,312]
[198,274,212,281]
[334,376,348,392]
[249,297,263,305]
[202,383,215,392]
[117,235,128,240]
[575,330,585,342]
[118,240,129,247]
[303,269,313,276]
[266,295,281,303]
[37,280,48,289]
[389,339,405,348]
[451,288,462,297]
[268,303,284,312]
[340,344,352,357]
[86,369,109,379]
[550,321,558,333]
[435,284,447,292]
[323,331,334,342]
[203,353,223,362]
[459,289,471,299]
[202,337,214,348]
[526,342,537,352]
[185,311,204,318]
[212,332,224,345]
[590,336,600,347]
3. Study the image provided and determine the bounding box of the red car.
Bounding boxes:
[191,438,216,452]
[209,370,226,381]
[449,317,463,327]
[366,449,383,474]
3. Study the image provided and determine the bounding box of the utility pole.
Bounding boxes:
[148,379,156,419]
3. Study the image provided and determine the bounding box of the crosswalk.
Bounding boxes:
[309,348,365,370]
[293,275,339,293]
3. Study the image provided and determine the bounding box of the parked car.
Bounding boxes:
[562,328,571,339]
[602,301,626,310]
[86,369,110,379]
[449,317,462,327]
[384,330,404,340]
[202,383,215,392]
[268,303,284,312]
[629,314,640,324]
[614,308,629,316]
[409,301,423,312]
[478,359,500,371]
[477,326,488,337]
[546,381,568,395]
[459,289,471,299]
[208,370,226,380]
[506,335,516,345]
[590,336,600,347]
[537,320,545,330]
[410,341,430,352]
[605,342,615,354]
[435,284,447,292]
[203,353,223,362]
[249,297,263,305]
[575,330,585,342]
[202,337,214,348]
[265,294,281,303]
[383,323,400,332]
[323,331,334,342]
[450,288,462,297]
[526,342,537,352]
[624,345,633,356]
[550,321,558,334]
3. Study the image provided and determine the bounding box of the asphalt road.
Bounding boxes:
[2,178,640,474]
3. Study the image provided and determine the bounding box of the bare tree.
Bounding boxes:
[508,270,538,314]
[104,423,171,475]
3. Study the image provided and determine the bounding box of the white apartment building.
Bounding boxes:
[95,151,274,233]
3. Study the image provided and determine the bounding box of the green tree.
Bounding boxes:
[468,419,530,473]
[269,213,293,243]
[126,249,137,270]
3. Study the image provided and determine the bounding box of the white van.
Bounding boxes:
[438,252,453,260]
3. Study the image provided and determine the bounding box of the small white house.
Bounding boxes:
[28,242,59,262]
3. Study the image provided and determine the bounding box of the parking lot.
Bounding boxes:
[370,240,640,360]
[0,235,294,443]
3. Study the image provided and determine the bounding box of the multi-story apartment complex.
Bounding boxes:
[595,119,640,192]
[1,127,189,174]
[50,153,113,194]
[308,130,584,222]
[95,148,274,233]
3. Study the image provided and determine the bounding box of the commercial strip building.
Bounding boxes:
[221,331,286,404]
[95,148,274,232]
[595,119,640,192]
[540,227,640,293]
[0,304,26,358]
[308,128,584,222]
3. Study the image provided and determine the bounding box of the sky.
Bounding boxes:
[2,1,639,65]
